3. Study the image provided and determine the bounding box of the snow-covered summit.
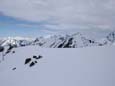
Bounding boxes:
[0,37,34,47]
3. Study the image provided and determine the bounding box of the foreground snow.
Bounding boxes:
[0,46,115,86]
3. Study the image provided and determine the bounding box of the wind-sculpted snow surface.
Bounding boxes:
[0,46,115,86]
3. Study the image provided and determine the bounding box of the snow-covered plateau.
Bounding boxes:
[0,45,115,86]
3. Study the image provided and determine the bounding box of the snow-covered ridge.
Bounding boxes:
[0,32,115,48]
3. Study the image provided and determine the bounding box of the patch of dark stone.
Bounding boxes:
[25,58,31,64]
[4,44,16,56]
[5,45,13,54]
[0,46,4,52]
[12,51,15,54]
[25,55,43,67]
[38,55,43,59]
[29,62,35,67]
[35,61,37,63]
[63,38,73,48]
[12,67,16,70]
[0,46,5,61]
[33,55,43,60]
[58,40,66,48]
[33,56,37,59]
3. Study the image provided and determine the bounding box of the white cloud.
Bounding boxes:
[0,0,115,31]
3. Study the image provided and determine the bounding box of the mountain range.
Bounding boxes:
[0,31,115,49]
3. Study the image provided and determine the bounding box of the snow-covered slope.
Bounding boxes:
[0,46,115,86]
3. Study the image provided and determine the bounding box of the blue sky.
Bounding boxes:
[0,15,49,37]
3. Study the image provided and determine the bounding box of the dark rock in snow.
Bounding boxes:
[0,46,5,61]
[33,56,37,59]
[63,38,73,48]
[29,62,35,67]
[58,41,66,48]
[12,51,15,54]
[0,46,4,52]
[33,55,43,60]
[35,61,37,63]
[12,67,16,70]
[5,44,14,55]
[38,55,43,59]
[25,58,31,64]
